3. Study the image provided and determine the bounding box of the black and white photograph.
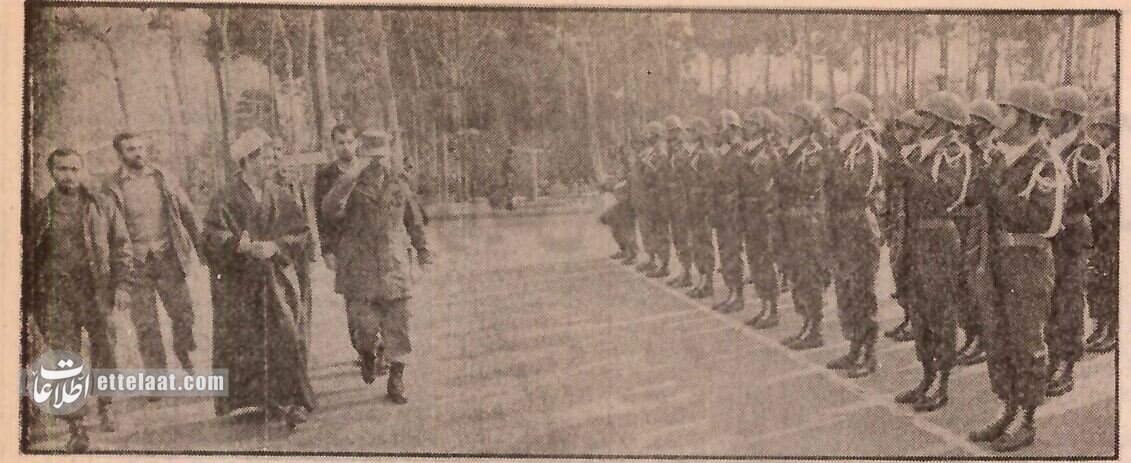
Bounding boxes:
[15,1,1121,459]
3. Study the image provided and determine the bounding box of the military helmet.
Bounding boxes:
[1051,85,1090,117]
[999,81,1053,119]
[894,109,927,130]
[762,112,787,135]
[644,120,665,138]
[663,115,685,131]
[968,99,1003,128]
[917,91,969,127]
[689,116,712,134]
[785,100,824,126]
[1088,107,1118,129]
[744,107,767,126]
[718,109,742,128]
[833,93,874,122]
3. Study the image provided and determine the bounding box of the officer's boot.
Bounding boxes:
[884,318,909,340]
[1046,360,1076,397]
[782,319,810,347]
[712,289,734,311]
[827,340,861,370]
[387,362,408,405]
[896,367,935,404]
[96,398,115,433]
[968,403,1018,443]
[375,346,391,377]
[744,299,773,328]
[360,351,377,384]
[65,418,89,453]
[635,256,653,272]
[667,270,692,289]
[846,338,879,378]
[610,248,627,260]
[958,335,987,366]
[753,300,780,329]
[990,406,1036,452]
[687,276,704,298]
[282,404,308,431]
[1084,320,1107,348]
[720,288,744,313]
[790,321,824,350]
[1089,322,1118,354]
[913,369,950,412]
[647,260,670,278]
[620,250,637,265]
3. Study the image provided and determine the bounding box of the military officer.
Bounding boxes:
[1083,107,1118,354]
[601,143,636,263]
[628,131,653,269]
[664,115,695,288]
[711,109,748,313]
[968,81,1066,452]
[773,100,832,350]
[1044,86,1101,395]
[825,93,884,377]
[896,92,972,412]
[881,110,927,343]
[687,117,717,299]
[953,99,1003,367]
[638,121,670,277]
[739,108,783,329]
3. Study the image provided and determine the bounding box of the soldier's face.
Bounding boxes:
[893,124,919,145]
[999,105,1022,132]
[117,136,150,169]
[1048,110,1079,137]
[786,115,808,139]
[50,154,84,190]
[679,129,694,143]
[831,110,853,133]
[968,117,995,142]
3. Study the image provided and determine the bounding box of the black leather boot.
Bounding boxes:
[990,407,1036,452]
[387,362,408,405]
[968,404,1018,443]
[1046,361,1075,397]
[896,367,935,404]
[913,369,950,412]
[783,319,810,347]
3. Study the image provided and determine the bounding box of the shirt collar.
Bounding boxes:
[1048,130,1078,158]
[117,165,155,181]
[996,137,1038,168]
[918,134,945,158]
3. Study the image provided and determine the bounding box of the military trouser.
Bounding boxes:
[688,190,715,278]
[908,219,961,374]
[645,205,671,265]
[1087,214,1118,326]
[1048,216,1092,364]
[345,297,412,362]
[777,207,830,324]
[717,206,745,291]
[600,200,636,255]
[955,208,991,341]
[744,206,779,302]
[830,209,879,348]
[986,234,1055,408]
[123,247,196,370]
[670,193,693,274]
[44,272,117,419]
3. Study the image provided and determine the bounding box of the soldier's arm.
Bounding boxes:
[165,174,207,261]
[404,187,430,262]
[103,196,135,291]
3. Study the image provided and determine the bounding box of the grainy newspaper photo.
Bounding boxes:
[15,1,1120,459]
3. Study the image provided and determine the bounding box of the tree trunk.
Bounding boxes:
[986,30,999,98]
[862,26,874,97]
[938,17,949,91]
[373,11,402,169]
[763,50,771,96]
[217,10,236,174]
[97,37,132,129]
[826,56,836,100]
[805,32,814,99]
[908,33,917,105]
[312,11,332,153]
[706,54,714,98]
[725,54,734,104]
[581,40,603,179]
[164,24,192,195]
[1063,16,1076,85]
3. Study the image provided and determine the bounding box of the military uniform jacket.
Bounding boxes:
[628,149,649,213]
[773,133,831,212]
[828,128,883,212]
[670,141,696,211]
[976,139,1065,238]
[683,142,713,215]
[739,137,780,218]
[1058,136,1111,249]
[710,142,747,222]
[640,144,665,215]
[902,130,975,223]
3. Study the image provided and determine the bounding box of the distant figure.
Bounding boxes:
[502,148,516,210]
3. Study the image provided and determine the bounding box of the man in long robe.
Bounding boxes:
[203,128,315,428]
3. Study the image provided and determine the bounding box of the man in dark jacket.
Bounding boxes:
[27,148,132,451]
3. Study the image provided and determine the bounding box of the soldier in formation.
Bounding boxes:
[611,81,1117,453]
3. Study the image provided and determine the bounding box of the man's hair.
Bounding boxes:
[112,132,142,154]
[331,124,356,141]
[47,148,82,170]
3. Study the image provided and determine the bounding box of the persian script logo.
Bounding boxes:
[26,350,90,415]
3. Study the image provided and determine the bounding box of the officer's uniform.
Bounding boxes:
[1084,109,1118,353]
[740,130,781,314]
[826,106,883,374]
[686,119,716,298]
[668,126,696,286]
[629,142,652,269]
[773,101,832,348]
[712,131,748,312]
[880,111,923,343]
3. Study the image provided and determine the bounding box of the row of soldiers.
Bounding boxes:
[600,82,1118,452]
